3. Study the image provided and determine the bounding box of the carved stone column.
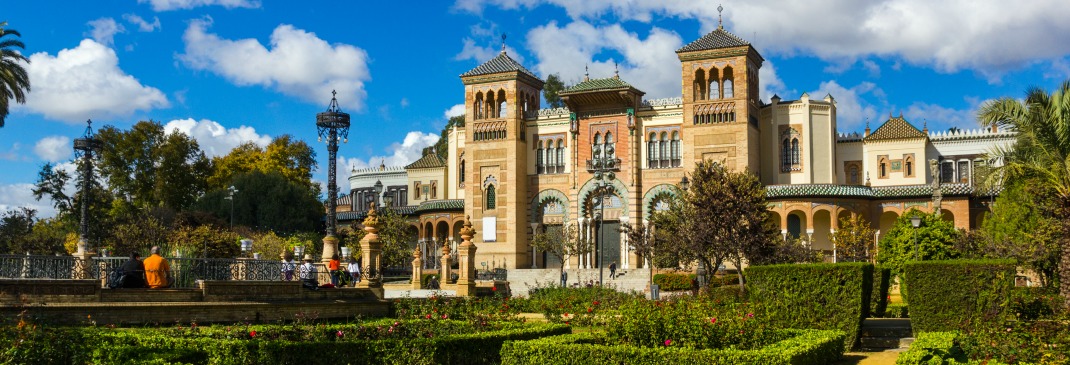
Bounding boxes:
[456,216,478,296]
[356,206,383,298]
[440,238,452,285]
[411,247,423,290]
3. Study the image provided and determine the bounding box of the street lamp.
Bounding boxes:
[293,245,305,259]
[240,239,253,258]
[679,175,690,192]
[910,215,922,261]
[226,185,238,228]
[373,179,384,208]
[316,90,351,242]
[73,119,102,255]
[588,144,617,286]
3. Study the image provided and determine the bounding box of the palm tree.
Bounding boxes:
[0,21,30,128]
[978,80,1070,306]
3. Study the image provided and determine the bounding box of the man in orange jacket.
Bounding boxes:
[144,246,172,289]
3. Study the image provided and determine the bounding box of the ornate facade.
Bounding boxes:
[336,25,1014,270]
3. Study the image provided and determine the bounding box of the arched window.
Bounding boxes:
[499,100,507,118]
[647,132,657,168]
[723,79,734,98]
[485,185,496,210]
[659,132,669,168]
[879,158,889,178]
[474,92,484,120]
[849,165,860,184]
[790,138,800,165]
[459,160,466,184]
[722,66,734,99]
[709,79,719,100]
[905,155,915,177]
[781,128,802,173]
[556,140,565,173]
[781,139,791,171]
[693,69,706,100]
[536,141,545,174]
[604,132,614,159]
[486,92,496,120]
[671,131,681,167]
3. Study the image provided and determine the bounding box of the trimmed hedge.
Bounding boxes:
[869,265,891,317]
[895,332,1018,365]
[653,273,696,291]
[881,303,909,318]
[902,259,1015,333]
[501,329,845,365]
[747,262,872,350]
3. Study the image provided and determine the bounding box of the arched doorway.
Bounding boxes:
[812,210,833,257]
[786,210,807,241]
[584,186,625,270]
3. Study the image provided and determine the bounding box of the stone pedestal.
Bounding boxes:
[355,208,382,292]
[456,216,478,297]
[320,235,339,264]
[73,237,94,280]
[440,242,452,285]
[411,247,423,290]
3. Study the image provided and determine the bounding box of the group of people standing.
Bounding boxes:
[281,253,360,290]
[115,246,172,289]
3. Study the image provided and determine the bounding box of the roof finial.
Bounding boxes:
[584,64,590,82]
[501,33,507,53]
[717,4,724,30]
[614,61,619,79]
[379,159,385,170]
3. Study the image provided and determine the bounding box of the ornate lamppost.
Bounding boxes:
[910,215,922,261]
[316,90,351,262]
[588,143,618,285]
[73,119,102,255]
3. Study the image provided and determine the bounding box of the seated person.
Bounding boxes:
[119,253,146,288]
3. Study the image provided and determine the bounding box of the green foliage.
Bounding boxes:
[1009,287,1063,321]
[747,262,872,350]
[515,285,644,325]
[195,170,323,234]
[392,294,521,323]
[653,273,696,291]
[894,332,969,365]
[104,216,169,257]
[0,208,72,255]
[0,21,30,128]
[425,114,466,160]
[208,135,318,194]
[542,73,566,108]
[881,303,909,318]
[902,259,1015,333]
[96,121,211,211]
[375,207,418,268]
[877,208,962,274]
[608,298,779,350]
[529,223,585,276]
[870,265,892,317]
[501,329,846,365]
[897,328,1070,365]
[967,180,1061,288]
[830,214,876,262]
[167,224,241,258]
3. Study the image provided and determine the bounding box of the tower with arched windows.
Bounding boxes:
[677,22,763,172]
[459,47,544,268]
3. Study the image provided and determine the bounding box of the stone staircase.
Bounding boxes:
[506,268,651,297]
[859,318,915,351]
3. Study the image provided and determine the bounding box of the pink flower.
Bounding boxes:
[664,339,672,346]
[336,330,344,337]
[710,317,717,324]
[426,314,432,319]
[393,321,399,327]
[442,314,448,319]
[249,330,256,338]
[747,313,754,318]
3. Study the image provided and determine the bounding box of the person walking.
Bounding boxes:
[327,254,341,286]
[609,261,617,280]
[299,254,319,290]
[143,246,172,289]
[347,256,360,285]
[280,252,296,281]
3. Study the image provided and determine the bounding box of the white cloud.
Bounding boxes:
[139,0,259,11]
[455,38,525,64]
[179,18,371,110]
[19,39,169,123]
[163,118,271,157]
[526,21,683,98]
[400,98,410,108]
[0,183,56,218]
[34,136,72,162]
[86,18,125,46]
[341,131,440,171]
[462,0,1070,79]
[444,104,466,119]
[809,80,884,132]
[758,60,787,103]
[903,98,988,131]
[0,143,24,161]
[123,14,161,32]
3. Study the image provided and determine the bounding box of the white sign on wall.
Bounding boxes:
[482,217,497,242]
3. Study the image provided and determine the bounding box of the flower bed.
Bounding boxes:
[501,329,845,365]
[512,285,644,326]
[0,318,569,365]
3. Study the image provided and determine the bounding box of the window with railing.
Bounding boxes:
[647,128,681,168]
[536,136,566,174]
[780,128,802,172]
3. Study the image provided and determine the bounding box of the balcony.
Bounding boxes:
[586,158,622,172]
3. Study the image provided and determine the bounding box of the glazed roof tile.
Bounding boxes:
[334,206,418,221]
[414,199,464,213]
[865,116,927,141]
[405,153,446,169]
[562,77,635,94]
[765,183,975,199]
[677,27,750,53]
[460,52,538,79]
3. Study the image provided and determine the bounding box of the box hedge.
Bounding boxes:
[870,265,891,317]
[500,329,845,365]
[746,262,872,350]
[902,259,1015,333]
[652,273,696,291]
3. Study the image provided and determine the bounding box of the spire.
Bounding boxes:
[501,34,507,54]
[584,64,590,82]
[717,4,724,30]
[379,159,385,170]
[922,119,928,134]
[614,61,619,79]
[864,118,871,137]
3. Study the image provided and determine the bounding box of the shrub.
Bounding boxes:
[881,304,908,318]
[894,332,969,365]
[420,273,437,288]
[653,273,696,291]
[512,285,643,326]
[391,294,520,323]
[709,274,740,287]
[607,298,779,350]
[902,259,1015,333]
[696,285,746,305]
[747,262,872,350]
[501,329,845,365]
[870,265,891,317]
[958,320,1070,364]
[1009,287,1063,321]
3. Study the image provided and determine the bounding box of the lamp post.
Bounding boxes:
[316,90,351,261]
[373,179,384,208]
[910,215,922,261]
[588,144,617,286]
[73,119,102,255]
[226,185,238,229]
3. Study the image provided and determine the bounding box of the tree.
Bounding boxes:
[965,180,1061,287]
[0,207,34,254]
[96,121,211,211]
[978,80,1070,305]
[0,21,30,128]
[167,224,240,259]
[653,160,780,290]
[372,207,417,268]
[619,222,655,291]
[209,135,318,194]
[543,73,566,108]
[424,115,465,160]
[876,208,961,274]
[31,163,74,215]
[530,223,585,279]
[194,170,323,234]
[830,214,876,262]
[0,208,70,255]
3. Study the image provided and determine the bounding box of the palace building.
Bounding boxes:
[333,24,1014,271]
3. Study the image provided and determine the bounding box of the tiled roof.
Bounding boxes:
[414,199,464,213]
[562,77,635,94]
[865,116,927,141]
[460,52,538,79]
[677,27,750,53]
[405,153,446,169]
[765,183,976,199]
[334,205,418,221]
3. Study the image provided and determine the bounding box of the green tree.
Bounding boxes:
[167,224,240,259]
[978,80,1070,305]
[0,208,70,255]
[830,214,876,262]
[530,223,585,279]
[619,222,655,291]
[876,208,961,273]
[31,163,74,216]
[32,160,113,246]
[424,114,465,160]
[194,170,323,234]
[969,180,1061,287]
[374,207,418,268]
[0,21,30,128]
[543,73,565,108]
[208,135,318,194]
[96,121,211,211]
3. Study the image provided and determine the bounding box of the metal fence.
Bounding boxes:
[0,255,385,289]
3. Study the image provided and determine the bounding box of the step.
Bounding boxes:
[859,326,913,338]
[860,336,904,350]
[899,337,915,348]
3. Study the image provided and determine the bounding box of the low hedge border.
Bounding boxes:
[653,273,696,291]
[880,303,909,318]
[903,259,1015,333]
[895,332,1015,365]
[501,329,846,365]
[747,262,872,350]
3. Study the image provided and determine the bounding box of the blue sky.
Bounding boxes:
[3,0,1070,217]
